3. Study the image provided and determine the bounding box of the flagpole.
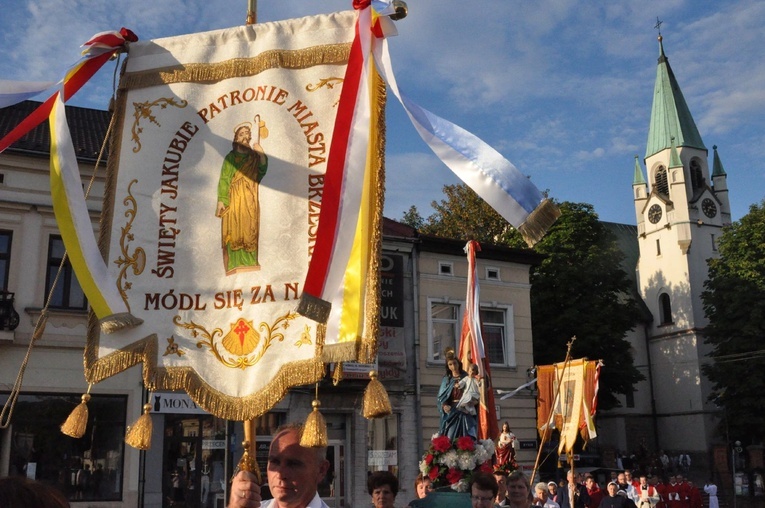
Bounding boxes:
[246,0,257,25]
[531,337,576,483]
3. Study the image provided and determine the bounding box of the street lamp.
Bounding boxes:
[0,291,20,331]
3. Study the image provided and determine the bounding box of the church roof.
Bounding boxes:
[632,156,646,186]
[645,36,706,160]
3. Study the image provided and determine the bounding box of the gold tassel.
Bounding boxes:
[300,397,328,448]
[332,362,344,386]
[61,391,91,438]
[125,403,153,450]
[362,370,392,419]
[518,198,561,247]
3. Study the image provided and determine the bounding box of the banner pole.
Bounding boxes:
[238,419,262,484]
[531,337,576,483]
[246,0,257,25]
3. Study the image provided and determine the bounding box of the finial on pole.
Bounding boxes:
[246,0,257,25]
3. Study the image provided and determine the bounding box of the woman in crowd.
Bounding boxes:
[0,476,70,508]
[506,471,535,508]
[368,470,398,508]
[413,473,434,500]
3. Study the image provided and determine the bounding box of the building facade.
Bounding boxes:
[1,101,542,506]
[597,35,730,465]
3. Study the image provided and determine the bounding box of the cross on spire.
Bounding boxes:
[654,17,663,36]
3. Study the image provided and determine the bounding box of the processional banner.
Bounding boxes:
[85,10,384,420]
[536,359,600,454]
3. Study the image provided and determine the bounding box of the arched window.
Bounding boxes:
[690,159,704,192]
[659,293,672,325]
[655,166,669,196]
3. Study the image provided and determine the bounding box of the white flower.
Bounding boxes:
[442,449,459,469]
[419,460,429,475]
[458,453,476,470]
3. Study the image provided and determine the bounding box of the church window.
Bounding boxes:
[659,293,673,325]
[655,166,669,196]
[656,239,661,256]
[711,234,717,251]
[690,159,704,192]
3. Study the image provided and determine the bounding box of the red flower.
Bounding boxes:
[432,436,452,453]
[353,0,371,9]
[445,468,463,485]
[479,461,494,473]
[455,436,476,451]
[425,453,434,465]
[428,466,440,481]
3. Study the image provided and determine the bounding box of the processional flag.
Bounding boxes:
[536,359,600,455]
[458,240,500,441]
[80,9,388,420]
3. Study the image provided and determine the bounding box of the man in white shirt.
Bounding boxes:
[229,423,330,508]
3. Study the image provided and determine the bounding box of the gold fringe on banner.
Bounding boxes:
[125,403,153,450]
[518,198,561,247]
[332,362,344,386]
[61,389,92,438]
[121,44,351,90]
[362,371,392,419]
[300,388,328,448]
[100,312,144,334]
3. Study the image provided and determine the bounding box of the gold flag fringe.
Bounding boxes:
[518,199,561,247]
[61,390,91,438]
[300,399,328,448]
[332,362,344,386]
[100,312,144,334]
[362,371,392,419]
[125,403,153,450]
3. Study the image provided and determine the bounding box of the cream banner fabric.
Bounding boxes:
[88,11,376,420]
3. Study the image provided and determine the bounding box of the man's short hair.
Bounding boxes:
[535,482,549,492]
[507,471,533,501]
[470,472,499,497]
[368,470,399,496]
[272,422,327,463]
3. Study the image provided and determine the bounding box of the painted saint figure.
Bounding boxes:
[216,117,268,275]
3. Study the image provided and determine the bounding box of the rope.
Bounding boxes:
[0,72,121,429]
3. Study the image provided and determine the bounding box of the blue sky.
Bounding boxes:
[1,0,763,226]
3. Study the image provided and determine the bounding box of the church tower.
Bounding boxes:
[633,33,730,453]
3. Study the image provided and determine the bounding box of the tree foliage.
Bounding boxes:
[400,205,424,230]
[701,200,765,443]
[411,184,644,409]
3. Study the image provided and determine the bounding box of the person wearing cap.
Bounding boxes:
[599,482,630,508]
[548,481,559,503]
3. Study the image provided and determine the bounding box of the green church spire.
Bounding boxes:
[645,35,706,159]
[633,155,646,185]
[712,145,727,177]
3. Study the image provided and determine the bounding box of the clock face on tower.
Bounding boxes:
[648,204,663,224]
[702,198,717,218]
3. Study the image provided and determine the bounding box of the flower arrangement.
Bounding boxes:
[419,435,495,492]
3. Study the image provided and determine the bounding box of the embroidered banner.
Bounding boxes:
[536,358,600,454]
[87,11,384,420]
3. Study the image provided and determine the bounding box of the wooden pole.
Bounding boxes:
[246,0,257,25]
[531,337,577,484]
